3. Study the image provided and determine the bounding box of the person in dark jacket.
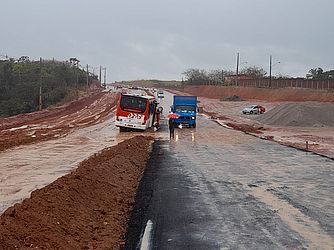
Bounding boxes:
[168,118,176,139]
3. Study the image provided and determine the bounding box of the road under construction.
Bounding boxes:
[0,87,333,249]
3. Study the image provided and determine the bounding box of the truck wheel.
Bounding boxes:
[120,127,127,132]
[193,124,196,128]
[250,111,253,114]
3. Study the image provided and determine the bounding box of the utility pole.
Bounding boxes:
[103,67,107,88]
[39,57,42,111]
[99,66,102,84]
[236,52,240,86]
[221,69,224,84]
[269,55,272,88]
[86,64,89,89]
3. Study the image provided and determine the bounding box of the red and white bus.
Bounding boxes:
[115,94,157,131]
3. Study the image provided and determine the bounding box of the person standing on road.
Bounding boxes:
[168,118,176,140]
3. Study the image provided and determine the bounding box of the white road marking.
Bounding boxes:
[140,220,153,250]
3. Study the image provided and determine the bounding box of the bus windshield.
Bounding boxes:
[175,105,196,113]
[120,95,147,113]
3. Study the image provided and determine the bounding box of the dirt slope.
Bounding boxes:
[0,136,153,249]
[0,91,119,152]
[183,85,334,102]
[257,102,334,127]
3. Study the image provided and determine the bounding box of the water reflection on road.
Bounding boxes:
[141,91,334,249]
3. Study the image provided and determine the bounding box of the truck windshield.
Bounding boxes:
[120,95,147,113]
[175,105,196,113]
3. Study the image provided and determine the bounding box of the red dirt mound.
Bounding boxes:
[0,135,153,249]
[183,85,334,102]
[0,92,119,152]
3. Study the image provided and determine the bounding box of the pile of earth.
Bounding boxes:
[221,95,244,101]
[257,102,334,127]
[0,136,153,249]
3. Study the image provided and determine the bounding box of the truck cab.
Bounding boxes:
[173,95,197,128]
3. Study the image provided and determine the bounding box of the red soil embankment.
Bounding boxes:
[0,136,153,249]
[0,91,119,152]
[183,85,334,102]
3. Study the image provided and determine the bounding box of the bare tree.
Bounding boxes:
[208,69,222,84]
[183,68,236,85]
[182,68,209,84]
[240,66,267,78]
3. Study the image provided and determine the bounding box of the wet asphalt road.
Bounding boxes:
[125,92,334,250]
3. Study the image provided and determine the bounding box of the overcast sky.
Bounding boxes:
[1,0,333,81]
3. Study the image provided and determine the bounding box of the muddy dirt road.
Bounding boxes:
[126,92,334,250]
[0,92,118,152]
[0,116,118,213]
[0,89,152,214]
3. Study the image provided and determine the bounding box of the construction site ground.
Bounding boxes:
[0,86,333,249]
[171,85,334,159]
[0,91,119,152]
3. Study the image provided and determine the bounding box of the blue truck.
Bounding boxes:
[172,95,197,128]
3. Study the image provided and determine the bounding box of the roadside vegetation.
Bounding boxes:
[181,67,334,85]
[0,57,98,117]
[120,67,333,90]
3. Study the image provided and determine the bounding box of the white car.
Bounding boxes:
[242,105,265,115]
[157,91,164,98]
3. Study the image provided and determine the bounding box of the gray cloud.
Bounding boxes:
[1,0,333,81]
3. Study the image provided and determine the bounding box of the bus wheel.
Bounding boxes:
[120,127,127,132]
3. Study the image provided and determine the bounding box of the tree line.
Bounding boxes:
[182,66,267,85]
[0,57,98,117]
[182,66,334,85]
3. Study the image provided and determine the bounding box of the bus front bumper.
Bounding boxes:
[115,120,147,130]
